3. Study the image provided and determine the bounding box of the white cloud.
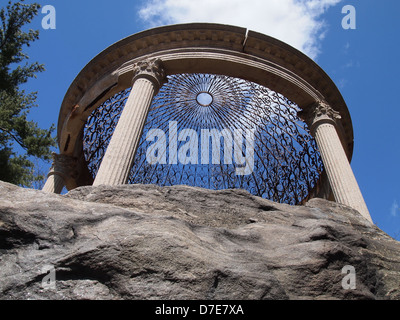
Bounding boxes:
[138,0,342,60]
[391,200,399,217]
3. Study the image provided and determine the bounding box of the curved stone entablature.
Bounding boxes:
[57,23,353,160]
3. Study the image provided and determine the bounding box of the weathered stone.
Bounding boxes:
[0,181,399,300]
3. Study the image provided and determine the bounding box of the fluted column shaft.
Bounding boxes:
[42,153,78,194]
[93,59,166,186]
[301,101,372,223]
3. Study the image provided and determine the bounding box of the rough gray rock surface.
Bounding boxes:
[0,181,399,300]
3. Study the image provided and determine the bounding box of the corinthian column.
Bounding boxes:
[93,58,166,186]
[300,101,372,223]
[42,153,79,194]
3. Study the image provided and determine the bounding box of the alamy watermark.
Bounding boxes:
[341,265,356,290]
[41,5,56,30]
[145,121,256,176]
[342,5,356,30]
[41,265,56,290]
[40,4,356,31]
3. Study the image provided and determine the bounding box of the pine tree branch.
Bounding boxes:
[0,125,28,150]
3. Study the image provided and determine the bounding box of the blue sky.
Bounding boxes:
[17,0,400,239]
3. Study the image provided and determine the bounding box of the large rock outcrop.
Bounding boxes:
[0,181,399,300]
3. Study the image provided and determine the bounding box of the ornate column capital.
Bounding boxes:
[298,100,341,135]
[47,153,79,184]
[132,58,166,92]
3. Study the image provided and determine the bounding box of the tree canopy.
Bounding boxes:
[0,0,56,187]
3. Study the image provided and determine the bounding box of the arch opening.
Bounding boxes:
[83,73,324,205]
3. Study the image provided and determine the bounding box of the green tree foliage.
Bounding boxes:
[0,0,56,187]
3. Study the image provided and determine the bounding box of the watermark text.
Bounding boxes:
[146,121,255,175]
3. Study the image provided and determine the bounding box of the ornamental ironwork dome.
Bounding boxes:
[43,23,372,223]
[83,73,322,205]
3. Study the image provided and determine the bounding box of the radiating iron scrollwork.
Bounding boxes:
[83,73,324,205]
[83,88,130,175]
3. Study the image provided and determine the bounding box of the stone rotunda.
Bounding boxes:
[42,23,372,223]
